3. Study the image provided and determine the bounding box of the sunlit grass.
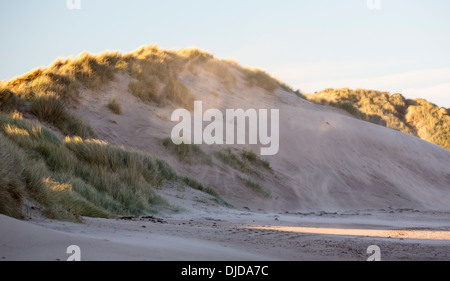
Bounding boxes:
[306,88,450,150]
[0,44,305,221]
[0,112,179,221]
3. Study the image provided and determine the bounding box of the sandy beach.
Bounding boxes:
[2,194,450,261]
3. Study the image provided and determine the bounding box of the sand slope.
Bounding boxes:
[74,67,450,213]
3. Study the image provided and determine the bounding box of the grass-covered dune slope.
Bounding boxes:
[1,44,449,221]
[306,88,450,150]
[0,110,179,221]
[0,45,289,221]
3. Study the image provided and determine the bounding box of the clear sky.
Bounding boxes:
[1,0,449,107]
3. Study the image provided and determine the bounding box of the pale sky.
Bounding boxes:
[1,0,449,107]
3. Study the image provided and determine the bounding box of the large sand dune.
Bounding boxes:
[74,67,450,212]
[2,58,450,261]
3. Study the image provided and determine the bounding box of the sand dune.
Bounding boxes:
[75,67,450,212]
[2,52,450,261]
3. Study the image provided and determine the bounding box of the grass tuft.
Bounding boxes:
[0,133,26,219]
[238,175,271,198]
[162,137,212,164]
[107,98,122,115]
[216,148,252,174]
[337,101,363,119]
[306,88,450,150]
[182,176,232,207]
[241,149,272,171]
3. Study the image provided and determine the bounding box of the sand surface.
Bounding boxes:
[2,184,450,261]
[2,206,450,261]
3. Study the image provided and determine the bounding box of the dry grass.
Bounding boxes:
[2,44,297,122]
[0,111,179,221]
[241,67,280,93]
[128,77,161,104]
[0,83,23,111]
[0,44,302,222]
[126,46,196,109]
[162,137,211,164]
[59,52,115,90]
[107,98,122,115]
[0,133,26,219]
[2,66,94,138]
[30,92,66,123]
[30,92,94,138]
[182,176,231,207]
[0,45,246,221]
[306,88,450,150]
[337,102,364,119]
[210,90,219,98]
[177,48,237,90]
[238,175,271,198]
[164,79,194,110]
[216,148,252,174]
[241,149,272,171]
[406,99,450,150]
[215,148,271,178]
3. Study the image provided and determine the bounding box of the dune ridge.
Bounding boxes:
[0,44,449,221]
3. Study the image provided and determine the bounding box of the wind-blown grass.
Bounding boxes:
[216,148,252,174]
[162,137,211,164]
[2,66,94,138]
[0,133,26,219]
[1,44,298,125]
[107,98,122,115]
[1,44,304,221]
[241,67,280,93]
[306,88,450,150]
[182,177,232,207]
[216,148,272,177]
[238,175,271,198]
[0,111,178,221]
[241,149,272,171]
